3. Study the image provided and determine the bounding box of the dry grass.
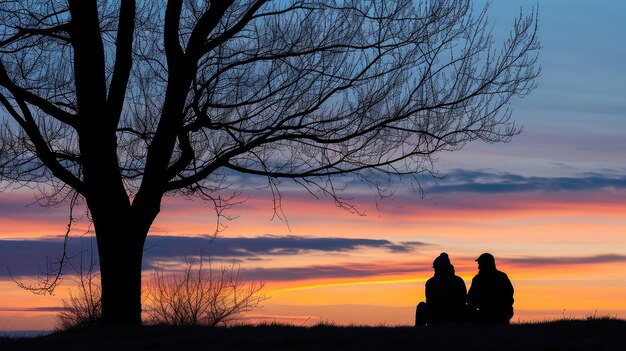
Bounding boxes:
[2,318,626,351]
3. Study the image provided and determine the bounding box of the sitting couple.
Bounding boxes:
[415,252,514,326]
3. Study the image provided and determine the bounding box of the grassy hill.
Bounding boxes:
[2,318,626,351]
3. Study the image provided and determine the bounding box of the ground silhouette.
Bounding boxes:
[2,318,625,351]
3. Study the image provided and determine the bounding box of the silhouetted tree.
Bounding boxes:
[0,0,539,324]
[57,254,265,329]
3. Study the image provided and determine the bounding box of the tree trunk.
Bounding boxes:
[91,206,155,325]
[97,229,146,325]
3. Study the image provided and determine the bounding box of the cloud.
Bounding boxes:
[501,254,626,267]
[143,235,426,258]
[4,235,626,282]
[0,235,427,277]
[243,254,626,282]
[426,169,626,194]
[0,194,68,221]
[0,306,64,312]
[241,261,431,281]
[0,238,86,278]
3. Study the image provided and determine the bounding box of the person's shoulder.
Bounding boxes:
[496,269,512,281]
[496,269,510,277]
[453,275,466,287]
[468,274,481,286]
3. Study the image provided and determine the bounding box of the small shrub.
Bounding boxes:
[144,257,267,326]
[56,258,102,330]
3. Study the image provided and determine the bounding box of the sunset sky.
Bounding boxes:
[2,1,626,331]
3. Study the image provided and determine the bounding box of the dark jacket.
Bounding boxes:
[467,268,514,323]
[425,265,467,322]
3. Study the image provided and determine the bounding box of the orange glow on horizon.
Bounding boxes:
[1,188,626,329]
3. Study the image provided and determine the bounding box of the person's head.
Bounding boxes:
[475,252,496,272]
[433,252,454,275]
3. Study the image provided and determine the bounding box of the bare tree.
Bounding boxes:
[0,0,539,324]
[145,257,267,327]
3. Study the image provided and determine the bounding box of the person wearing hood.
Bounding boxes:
[415,252,467,326]
[467,253,514,323]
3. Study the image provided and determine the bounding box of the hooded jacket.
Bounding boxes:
[425,253,467,322]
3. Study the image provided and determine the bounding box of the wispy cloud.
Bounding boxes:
[0,194,69,222]
[0,238,87,278]
[0,306,63,312]
[143,235,427,258]
[241,261,430,281]
[425,169,626,194]
[243,254,626,282]
[4,235,626,284]
[501,254,626,267]
[0,235,427,277]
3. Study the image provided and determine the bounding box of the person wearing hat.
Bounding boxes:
[467,253,514,323]
[415,252,467,326]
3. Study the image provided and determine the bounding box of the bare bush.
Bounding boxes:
[56,256,102,330]
[144,258,267,327]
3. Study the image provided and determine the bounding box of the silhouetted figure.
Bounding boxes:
[415,253,467,326]
[467,253,514,324]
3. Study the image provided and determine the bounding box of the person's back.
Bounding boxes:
[467,253,514,323]
[425,266,467,322]
[416,253,467,325]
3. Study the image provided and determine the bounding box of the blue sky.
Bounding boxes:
[440,0,626,177]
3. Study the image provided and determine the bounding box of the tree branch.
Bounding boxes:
[0,63,77,127]
[67,0,108,119]
[107,0,136,124]
[0,92,84,192]
[164,0,185,67]
[0,23,70,48]
[201,0,268,55]
[186,0,236,59]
